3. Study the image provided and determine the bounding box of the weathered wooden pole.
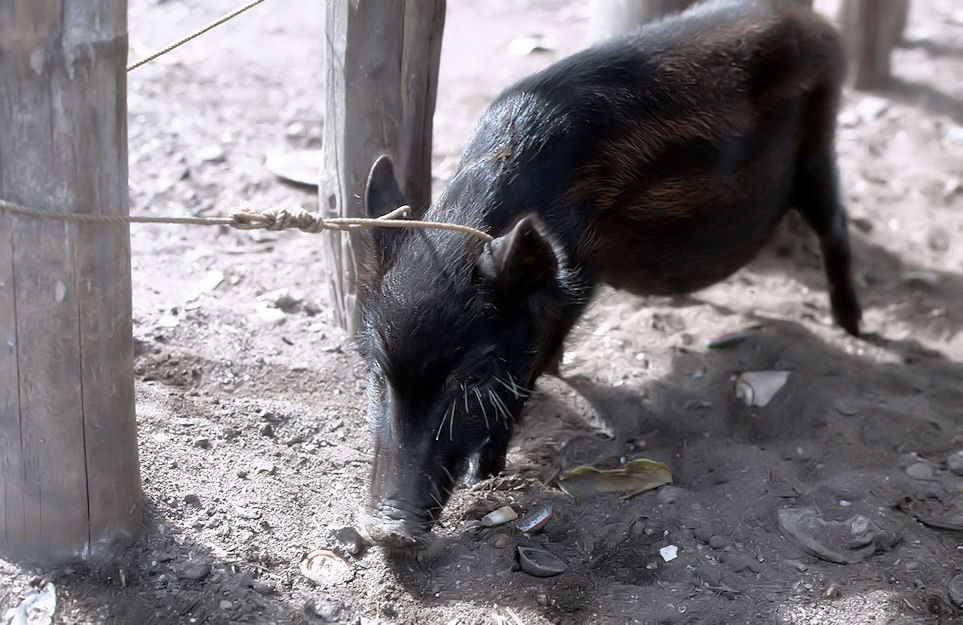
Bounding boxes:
[319,0,446,332]
[590,0,698,41]
[0,1,141,566]
[838,0,909,90]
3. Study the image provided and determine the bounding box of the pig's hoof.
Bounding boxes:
[360,506,435,551]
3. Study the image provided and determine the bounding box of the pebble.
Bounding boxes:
[183,493,200,506]
[176,559,212,581]
[708,535,728,550]
[656,486,690,505]
[905,462,934,481]
[251,579,275,595]
[487,533,509,549]
[327,526,368,558]
[481,505,517,527]
[950,573,963,608]
[946,450,963,476]
[198,144,227,163]
[194,437,211,449]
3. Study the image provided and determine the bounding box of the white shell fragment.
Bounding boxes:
[735,371,791,407]
[481,505,518,527]
[660,545,679,562]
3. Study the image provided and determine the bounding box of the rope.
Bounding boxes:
[127,0,268,72]
[0,199,494,243]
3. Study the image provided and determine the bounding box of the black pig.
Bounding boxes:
[357,0,861,549]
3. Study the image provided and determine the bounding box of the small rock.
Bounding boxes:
[905,462,934,481]
[379,602,396,618]
[656,486,690,505]
[219,600,234,610]
[708,535,728,550]
[176,559,212,581]
[259,423,275,438]
[252,579,275,595]
[304,597,346,623]
[199,144,227,163]
[257,306,287,325]
[949,573,963,608]
[233,503,262,519]
[221,426,241,440]
[194,438,211,449]
[856,96,889,122]
[183,493,200,506]
[481,505,517,527]
[947,451,963,476]
[327,526,368,558]
[487,533,509,549]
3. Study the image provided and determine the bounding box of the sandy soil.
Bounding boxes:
[3,0,963,623]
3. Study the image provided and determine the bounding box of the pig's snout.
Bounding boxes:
[360,499,436,550]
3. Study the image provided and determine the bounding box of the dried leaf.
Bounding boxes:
[558,458,672,502]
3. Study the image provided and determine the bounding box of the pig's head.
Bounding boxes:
[356,156,578,549]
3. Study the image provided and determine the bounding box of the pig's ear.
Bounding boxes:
[477,215,560,296]
[364,155,409,269]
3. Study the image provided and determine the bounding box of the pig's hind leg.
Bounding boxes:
[791,146,863,337]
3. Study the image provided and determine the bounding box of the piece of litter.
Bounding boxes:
[264,149,322,187]
[558,458,672,502]
[735,370,791,407]
[7,582,56,625]
[517,505,553,533]
[660,545,678,562]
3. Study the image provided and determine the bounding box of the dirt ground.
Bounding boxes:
[3,0,963,623]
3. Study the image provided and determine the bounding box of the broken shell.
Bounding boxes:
[481,505,518,527]
[517,506,553,533]
[299,549,355,586]
[705,330,746,349]
[735,370,791,407]
[516,546,567,577]
[659,545,679,562]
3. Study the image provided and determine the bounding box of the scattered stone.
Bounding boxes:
[251,579,275,595]
[220,426,241,440]
[481,505,518,527]
[259,423,275,438]
[946,451,963,476]
[708,535,728,550]
[656,486,691,505]
[194,438,211,449]
[487,533,509,549]
[257,306,287,325]
[233,503,262,519]
[905,462,934,481]
[949,573,963,608]
[326,526,368,558]
[516,546,567,577]
[304,597,347,623]
[199,144,227,163]
[176,559,212,581]
[183,493,200,506]
[219,600,233,610]
[379,601,396,618]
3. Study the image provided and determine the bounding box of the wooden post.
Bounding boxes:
[838,0,909,90]
[589,0,698,41]
[0,1,141,566]
[319,0,446,332]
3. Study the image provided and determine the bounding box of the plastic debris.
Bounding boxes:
[558,458,672,502]
[516,505,553,533]
[7,582,56,625]
[735,370,791,407]
[659,545,679,562]
[516,546,567,577]
[777,507,896,564]
[481,505,518,527]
